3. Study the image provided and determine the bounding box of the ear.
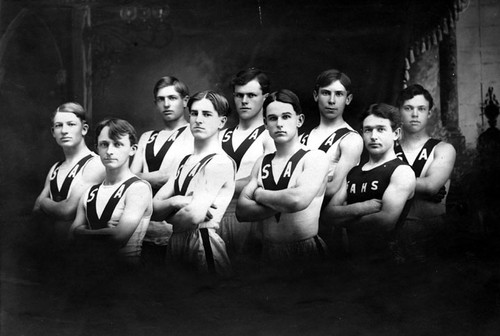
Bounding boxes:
[346,93,353,105]
[51,127,56,138]
[129,144,138,157]
[393,127,401,141]
[313,90,319,102]
[297,114,305,128]
[82,123,89,136]
[219,116,227,129]
[262,93,269,100]
[183,95,189,108]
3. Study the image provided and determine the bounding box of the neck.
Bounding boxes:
[318,115,345,129]
[274,137,301,159]
[62,142,89,162]
[400,129,430,147]
[368,149,397,166]
[104,165,131,185]
[163,118,188,131]
[239,111,264,130]
[193,134,220,155]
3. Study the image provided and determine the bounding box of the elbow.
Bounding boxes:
[235,207,250,222]
[286,197,311,213]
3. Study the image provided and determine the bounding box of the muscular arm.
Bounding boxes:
[72,182,152,247]
[236,158,278,222]
[323,178,382,220]
[353,165,416,231]
[326,132,364,200]
[169,156,235,228]
[416,142,456,197]
[254,150,329,213]
[33,173,51,214]
[38,158,105,221]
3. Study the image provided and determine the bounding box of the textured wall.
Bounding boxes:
[457,0,500,148]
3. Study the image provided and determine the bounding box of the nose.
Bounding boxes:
[328,94,335,104]
[411,108,419,117]
[241,95,248,104]
[61,124,69,133]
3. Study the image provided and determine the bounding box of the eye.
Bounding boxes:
[418,106,427,112]
[248,93,257,98]
[189,111,197,116]
[98,142,108,148]
[168,96,178,101]
[321,91,329,96]
[403,106,412,112]
[234,93,244,99]
[335,92,345,97]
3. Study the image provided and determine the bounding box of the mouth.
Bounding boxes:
[60,137,71,141]
[275,131,286,136]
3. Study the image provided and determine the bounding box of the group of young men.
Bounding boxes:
[34,68,456,276]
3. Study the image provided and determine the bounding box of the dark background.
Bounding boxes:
[3,1,499,335]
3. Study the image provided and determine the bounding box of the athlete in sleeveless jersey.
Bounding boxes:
[237,90,329,265]
[219,68,275,258]
[70,119,152,265]
[34,102,105,241]
[300,70,364,252]
[395,84,456,261]
[153,91,235,276]
[130,76,193,263]
[325,104,415,260]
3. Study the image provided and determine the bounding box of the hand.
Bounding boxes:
[365,199,383,214]
[204,203,218,222]
[428,185,446,203]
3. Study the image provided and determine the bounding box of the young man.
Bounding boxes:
[34,102,105,241]
[219,68,275,257]
[70,118,152,264]
[324,103,415,261]
[236,89,329,265]
[299,70,363,248]
[395,84,456,261]
[153,91,235,276]
[130,76,194,264]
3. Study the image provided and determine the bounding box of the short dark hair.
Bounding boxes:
[231,68,270,94]
[396,84,434,110]
[263,89,302,117]
[360,103,401,131]
[314,69,352,94]
[95,118,137,146]
[187,90,231,117]
[153,76,190,99]
[51,102,87,124]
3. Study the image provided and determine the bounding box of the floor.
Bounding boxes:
[1,209,500,336]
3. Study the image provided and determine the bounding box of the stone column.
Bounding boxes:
[439,22,465,153]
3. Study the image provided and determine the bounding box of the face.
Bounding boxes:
[155,85,188,123]
[52,112,88,148]
[233,79,268,121]
[264,101,304,144]
[189,99,227,141]
[400,94,431,133]
[314,80,352,120]
[97,126,137,170]
[362,115,400,156]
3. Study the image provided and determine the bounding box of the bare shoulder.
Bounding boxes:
[205,153,236,174]
[304,149,329,169]
[128,179,153,197]
[435,141,456,157]
[341,131,363,148]
[82,155,105,182]
[392,164,416,185]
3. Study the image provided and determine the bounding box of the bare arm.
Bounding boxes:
[416,142,456,197]
[352,165,416,231]
[323,178,382,220]
[168,156,234,228]
[38,158,105,221]
[326,132,364,200]
[33,172,51,214]
[236,158,278,222]
[72,181,152,247]
[254,150,329,213]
